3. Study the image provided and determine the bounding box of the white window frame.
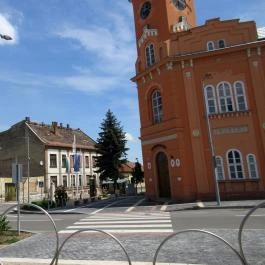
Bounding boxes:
[247,154,259,179]
[207,41,215,51]
[145,43,155,67]
[233,81,248,111]
[217,81,235,113]
[49,154,57,168]
[227,149,245,179]
[152,90,163,124]
[216,156,225,180]
[218,39,226,48]
[204,85,217,114]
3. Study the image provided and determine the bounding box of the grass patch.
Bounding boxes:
[0,230,33,245]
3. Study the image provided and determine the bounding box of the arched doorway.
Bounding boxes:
[156,152,171,198]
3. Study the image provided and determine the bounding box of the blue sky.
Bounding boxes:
[0,0,264,163]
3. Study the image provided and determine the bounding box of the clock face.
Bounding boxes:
[140,1,152,19]
[173,0,186,11]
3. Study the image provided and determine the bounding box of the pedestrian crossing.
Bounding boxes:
[59,212,173,234]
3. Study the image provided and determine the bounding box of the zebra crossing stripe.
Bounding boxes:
[59,229,174,234]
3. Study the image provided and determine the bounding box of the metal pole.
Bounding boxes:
[15,157,20,236]
[27,130,30,203]
[202,80,221,206]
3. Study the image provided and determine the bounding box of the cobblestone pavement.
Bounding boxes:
[0,229,264,265]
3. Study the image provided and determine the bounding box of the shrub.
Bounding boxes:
[0,215,11,234]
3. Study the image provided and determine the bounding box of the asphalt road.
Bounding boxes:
[0,197,264,264]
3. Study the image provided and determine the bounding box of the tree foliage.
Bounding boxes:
[131,160,144,185]
[95,110,128,189]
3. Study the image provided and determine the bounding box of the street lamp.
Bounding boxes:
[202,73,221,206]
[0,34,12,41]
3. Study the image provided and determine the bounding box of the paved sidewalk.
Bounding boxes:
[0,257,205,265]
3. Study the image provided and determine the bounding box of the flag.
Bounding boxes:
[74,153,80,172]
[72,134,76,154]
[65,157,70,173]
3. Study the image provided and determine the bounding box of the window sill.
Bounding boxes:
[209,110,251,119]
[218,178,259,183]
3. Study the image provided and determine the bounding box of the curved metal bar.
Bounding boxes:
[0,203,59,265]
[152,229,246,265]
[238,201,265,265]
[54,228,132,265]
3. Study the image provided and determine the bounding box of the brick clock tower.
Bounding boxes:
[129,0,265,201]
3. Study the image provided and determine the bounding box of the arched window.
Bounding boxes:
[207,41,215,51]
[247,154,259,179]
[227,150,244,179]
[216,156,225,180]
[204,85,217,114]
[152,90,163,124]
[145,43,155,67]
[217,82,234,112]
[234,81,248,111]
[218,39,226,48]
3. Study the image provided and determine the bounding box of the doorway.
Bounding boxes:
[156,152,171,198]
[5,183,16,201]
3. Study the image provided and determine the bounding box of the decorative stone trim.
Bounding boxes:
[166,62,173,70]
[142,134,177,146]
[138,28,158,48]
[209,110,251,119]
[257,47,261,56]
[213,125,249,135]
[247,48,251,57]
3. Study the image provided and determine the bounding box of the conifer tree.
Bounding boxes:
[95,110,128,192]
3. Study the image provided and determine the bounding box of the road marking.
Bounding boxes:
[81,217,170,221]
[90,200,123,215]
[160,202,168,211]
[68,224,172,229]
[75,220,171,224]
[8,219,63,222]
[197,201,205,208]
[59,229,174,234]
[236,215,265,217]
[125,198,146,212]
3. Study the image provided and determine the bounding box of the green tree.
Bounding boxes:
[95,110,128,193]
[131,159,144,193]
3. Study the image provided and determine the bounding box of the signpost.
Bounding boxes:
[12,161,22,236]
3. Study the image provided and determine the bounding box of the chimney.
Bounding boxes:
[66,124,70,129]
[25,117,30,123]
[52,121,58,134]
[60,123,63,128]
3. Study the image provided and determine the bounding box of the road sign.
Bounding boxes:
[12,163,23,185]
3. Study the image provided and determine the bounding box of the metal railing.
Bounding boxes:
[1,201,265,265]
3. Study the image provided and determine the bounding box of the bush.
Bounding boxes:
[21,199,56,211]
[0,215,11,234]
[54,186,68,207]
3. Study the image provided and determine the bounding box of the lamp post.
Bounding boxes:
[202,73,221,206]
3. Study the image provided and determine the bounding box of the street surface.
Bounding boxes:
[0,196,264,264]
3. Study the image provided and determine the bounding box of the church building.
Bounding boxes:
[129,0,265,201]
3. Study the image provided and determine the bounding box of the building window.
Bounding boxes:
[216,156,225,180]
[234,81,247,111]
[247,154,259,179]
[50,176,58,187]
[204,85,217,114]
[50,154,57,168]
[145,43,155,67]
[218,39,226,48]
[207,41,215,51]
[92,156,96,168]
[62,154,67,168]
[152,90,163,124]
[63,175,67,187]
[71,175,76,187]
[227,150,244,179]
[85,155,90,168]
[217,82,234,112]
[86,175,90,186]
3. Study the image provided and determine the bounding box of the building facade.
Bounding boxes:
[0,117,99,201]
[129,0,265,201]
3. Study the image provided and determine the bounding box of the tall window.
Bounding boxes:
[217,82,234,112]
[216,156,225,180]
[218,39,225,48]
[227,150,244,179]
[207,41,215,51]
[63,175,67,187]
[50,176,58,187]
[247,154,259,179]
[204,85,217,114]
[50,154,57,168]
[152,90,163,124]
[71,175,76,186]
[146,43,155,67]
[85,155,90,168]
[62,154,67,168]
[234,81,247,111]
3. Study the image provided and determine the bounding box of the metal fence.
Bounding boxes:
[1,201,265,265]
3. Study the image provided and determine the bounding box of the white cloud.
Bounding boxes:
[0,13,19,45]
[258,27,265,38]
[125,132,134,142]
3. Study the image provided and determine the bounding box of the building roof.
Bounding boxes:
[26,118,96,150]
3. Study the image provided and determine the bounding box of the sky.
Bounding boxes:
[0,0,264,163]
